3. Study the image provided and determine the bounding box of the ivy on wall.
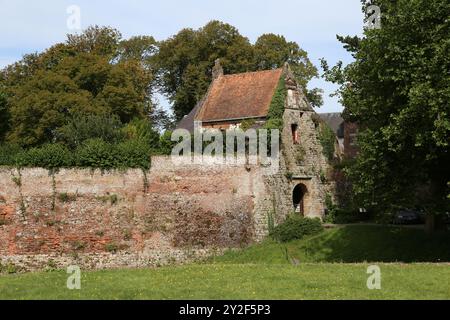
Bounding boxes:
[318,123,336,161]
[264,77,286,131]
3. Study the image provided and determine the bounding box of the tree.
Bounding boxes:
[322,0,450,219]
[154,21,255,121]
[118,36,157,62]
[66,25,122,57]
[1,26,156,147]
[254,35,317,87]
[254,34,323,108]
[154,21,322,121]
[0,85,9,141]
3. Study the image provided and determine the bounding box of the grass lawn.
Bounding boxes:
[0,225,449,300]
[213,225,450,264]
[0,263,449,300]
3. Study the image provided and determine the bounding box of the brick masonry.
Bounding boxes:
[0,158,275,271]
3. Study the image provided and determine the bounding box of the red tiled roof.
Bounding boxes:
[195,68,283,122]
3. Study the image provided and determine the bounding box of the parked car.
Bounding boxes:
[392,209,422,225]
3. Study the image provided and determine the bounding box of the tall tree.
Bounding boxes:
[154,21,255,121]
[0,85,9,141]
[254,34,317,87]
[322,0,450,216]
[1,26,156,146]
[254,33,323,108]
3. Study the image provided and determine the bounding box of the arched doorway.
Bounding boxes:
[293,184,307,215]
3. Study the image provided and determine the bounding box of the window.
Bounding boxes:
[291,124,299,144]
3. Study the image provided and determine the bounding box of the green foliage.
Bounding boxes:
[1,261,449,299]
[254,34,322,108]
[0,88,9,141]
[263,118,283,131]
[11,176,21,187]
[74,139,117,169]
[15,144,73,169]
[261,77,287,154]
[285,172,294,180]
[158,131,176,155]
[0,22,322,166]
[0,138,151,170]
[267,210,275,234]
[154,21,252,120]
[96,194,119,205]
[305,88,324,108]
[114,139,151,169]
[105,243,119,253]
[216,225,450,264]
[57,114,125,149]
[1,26,155,147]
[0,262,18,274]
[323,193,371,224]
[323,208,371,224]
[239,119,256,131]
[270,215,323,242]
[319,170,327,183]
[322,0,450,210]
[122,118,160,148]
[75,139,123,169]
[318,123,336,161]
[295,145,306,164]
[266,78,286,125]
[0,144,22,166]
[154,21,320,120]
[57,193,77,203]
[0,217,7,226]
[324,193,335,212]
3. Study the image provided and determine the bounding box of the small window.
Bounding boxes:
[291,124,299,144]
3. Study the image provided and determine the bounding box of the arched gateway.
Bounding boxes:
[292,184,308,215]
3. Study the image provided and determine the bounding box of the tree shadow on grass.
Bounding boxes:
[298,225,450,263]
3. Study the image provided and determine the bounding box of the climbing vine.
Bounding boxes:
[318,123,336,161]
[10,168,26,220]
[264,77,286,131]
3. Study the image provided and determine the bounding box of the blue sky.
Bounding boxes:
[0,0,365,113]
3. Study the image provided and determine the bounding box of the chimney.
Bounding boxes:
[212,58,224,80]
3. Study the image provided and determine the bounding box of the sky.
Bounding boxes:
[0,0,365,114]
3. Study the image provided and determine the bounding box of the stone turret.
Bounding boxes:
[276,63,337,219]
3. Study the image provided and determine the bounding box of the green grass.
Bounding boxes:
[213,225,450,264]
[0,263,449,300]
[0,225,449,300]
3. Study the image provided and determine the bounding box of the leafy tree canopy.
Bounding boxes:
[0,22,321,150]
[0,26,158,147]
[154,20,322,121]
[322,0,450,211]
[0,86,8,141]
